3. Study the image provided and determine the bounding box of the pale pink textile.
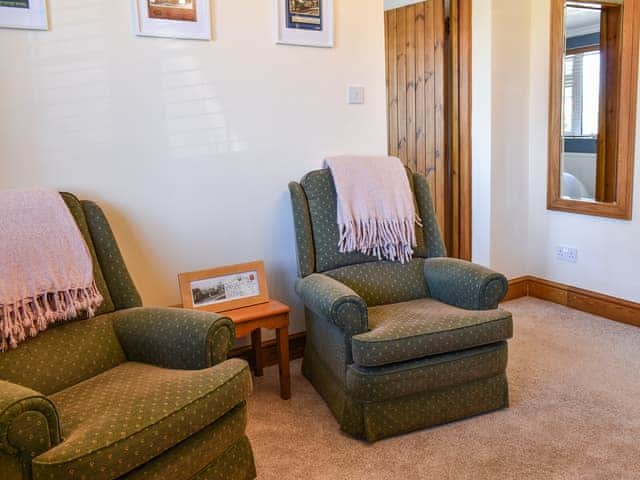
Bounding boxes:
[0,189,103,351]
[323,155,419,264]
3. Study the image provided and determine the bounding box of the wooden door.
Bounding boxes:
[385,0,447,242]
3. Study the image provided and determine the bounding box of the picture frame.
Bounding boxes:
[0,0,48,30]
[274,0,333,48]
[179,261,270,313]
[131,0,211,40]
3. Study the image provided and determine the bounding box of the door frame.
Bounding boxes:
[449,0,472,260]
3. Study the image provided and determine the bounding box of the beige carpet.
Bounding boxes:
[246,298,640,479]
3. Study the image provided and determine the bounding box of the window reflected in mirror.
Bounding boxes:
[561,2,622,202]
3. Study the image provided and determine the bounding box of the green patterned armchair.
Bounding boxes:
[0,194,256,480]
[289,168,513,442]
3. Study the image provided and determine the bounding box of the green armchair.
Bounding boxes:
[289,168,513,442]
[0,194,256,480]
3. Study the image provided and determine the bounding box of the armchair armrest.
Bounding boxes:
[113,307,235,370]
[424,258,508,310]
[0,380,61,458]
[295,274,368,335]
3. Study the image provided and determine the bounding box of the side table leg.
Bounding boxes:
[276,326,291,400]
[251,329,263,377]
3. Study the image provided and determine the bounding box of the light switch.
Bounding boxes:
[347,86,365,104]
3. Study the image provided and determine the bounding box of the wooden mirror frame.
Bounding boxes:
[548,0,640,219]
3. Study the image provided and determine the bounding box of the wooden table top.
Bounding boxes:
[222,299,290,324]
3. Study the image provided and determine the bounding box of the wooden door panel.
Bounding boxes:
[385,0,446,235]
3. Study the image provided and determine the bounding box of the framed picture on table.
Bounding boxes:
[179,261,270,313]
[131,0,211,40]
[0,0,48,30]
[274,0,333,48]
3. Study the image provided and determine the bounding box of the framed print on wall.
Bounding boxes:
[179,261,270,313]
[274,0,333,48]
[0,0,48,30]
[131,0,211,40]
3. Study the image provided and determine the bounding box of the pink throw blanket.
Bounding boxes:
[324,155,419,264]
[0,189,103,351]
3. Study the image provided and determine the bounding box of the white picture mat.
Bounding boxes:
[131,0,211,40]
[190,270,260,307]
[0,1,48,30]
[274,0,333,48]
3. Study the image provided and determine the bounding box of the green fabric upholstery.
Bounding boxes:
[324,258,429,307]
[0,381,61,460]
[113,308,234,370]
[121,405,252,480]
[303,341,509,442]
[189,437,256,480]
[361,374,509,442]
[424,257,509,310]
[352,298,513,367]
[290,168,513,441]
[0,195,257,479]
[346,342,508,402]
[0,315,127,396]
[32,359,251,480]
[412,173,447,258]
[0,451,23,480]
[60,193,115,316]
[305,308,353,384]
[288,182,316,278]
[81,200,142,310]
[295,274,368,336]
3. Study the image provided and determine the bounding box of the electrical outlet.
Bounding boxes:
[555,246,578,264]
[347,86,365,104]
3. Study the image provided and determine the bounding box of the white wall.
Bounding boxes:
[473,0,640,303]
[472,0,531,278]
[488,0,531,278]
[471,0,493,267]
[526,0,640,303]
[0,0,388,334]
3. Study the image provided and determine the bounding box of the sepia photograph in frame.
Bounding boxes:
[131,0,210,40]
[148,0,197,22]
[179,261,270,313]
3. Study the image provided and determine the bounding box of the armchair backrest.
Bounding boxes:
[0,194,142,394]
[289,168,447,306]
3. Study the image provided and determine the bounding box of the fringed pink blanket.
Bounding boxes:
[0,189,103,351]
[324,155,420,264]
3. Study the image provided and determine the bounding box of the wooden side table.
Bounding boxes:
[224,300,291,400]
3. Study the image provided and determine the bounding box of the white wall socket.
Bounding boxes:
[347,86,365,104]
[555,246,578,263]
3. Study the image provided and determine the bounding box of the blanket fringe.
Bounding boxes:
[338,217,419,264]
[0,282,103,352]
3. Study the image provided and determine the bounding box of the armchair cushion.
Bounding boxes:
[33,359,252,480]
[424,257,508,310]
[113,308,235,370]
[295,274,368,336]
[351,298,513,367]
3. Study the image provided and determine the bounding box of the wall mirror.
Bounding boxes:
[548,0,639,219]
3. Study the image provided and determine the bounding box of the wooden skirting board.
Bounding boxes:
[506,276,640,329]
[230,277,640,369]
